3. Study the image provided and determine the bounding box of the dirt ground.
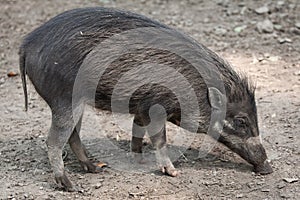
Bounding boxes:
[0,0,299,199]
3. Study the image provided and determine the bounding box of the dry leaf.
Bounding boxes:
[96,162,108,168]
[7,71,19,77]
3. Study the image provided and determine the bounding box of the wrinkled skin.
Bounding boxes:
[20,7,272,191]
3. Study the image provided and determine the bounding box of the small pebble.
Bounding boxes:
[264,53,270,58]
[94,183,102,189]
[290,27,300,35]
[99,0,110,3]
[257,19,274,33]
[214,26,227,36]
[255,6,269,14]
[278,38,292,44]
[234,25,247,33]
[268,56,279,62]
[277,182,286,189]
[277,1,285,6]
[78,175,84,179]
[240,6,247,15]
[274,24,283,31]
[216,0,229,7]
[0,77,5,84]
[203,18,210,23]
[283,178,299,183]
[261,188,270,192]
[293,71,300,76]
[280,192,291,198]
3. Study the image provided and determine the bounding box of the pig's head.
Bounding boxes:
[220,101,273,174]
[208,79,273,175]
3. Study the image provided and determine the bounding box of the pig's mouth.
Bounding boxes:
[243,138,273,175]
[243,148,273,175]
[253,161,273,175]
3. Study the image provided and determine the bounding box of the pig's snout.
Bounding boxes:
[245,136,273,175]
[254,161,273,175]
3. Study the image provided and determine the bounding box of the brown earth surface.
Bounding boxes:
[0,0,299,199]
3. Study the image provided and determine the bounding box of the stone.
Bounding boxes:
[214,26,227,36]
[290,27,300,35]
[280,191,291,198]
[278,38,292,44]
[274,24,283,31]
[257,19,274,33]
[277,182,286,189]
[234,25,247,33]
[277,1,285,6]
[283,178,299,183]
[261,188,270,192]
[216,0,229,7]
[94,183,102,189]
[255,6,269,14]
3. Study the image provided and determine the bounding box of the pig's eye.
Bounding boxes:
[234,117,246,127]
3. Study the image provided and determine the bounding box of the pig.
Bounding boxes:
[19,7,273,191]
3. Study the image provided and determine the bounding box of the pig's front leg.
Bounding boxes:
[149,124,179,177]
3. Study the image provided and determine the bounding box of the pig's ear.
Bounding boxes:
[208,87,226,110]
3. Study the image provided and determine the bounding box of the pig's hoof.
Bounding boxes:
[80,160,107,173]
[55,173,76,192]
[254,161,273,175]
[131,153,147,164]
[161,166,179,177]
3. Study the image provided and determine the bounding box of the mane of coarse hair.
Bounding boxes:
[224,68,256,106]
[205,48,256,105]
[229,73,256,104]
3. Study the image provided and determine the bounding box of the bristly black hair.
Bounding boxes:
[203,47,256,106]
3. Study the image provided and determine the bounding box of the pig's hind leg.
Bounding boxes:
[68,115,104,173]
[46,109,79,191]
[131,115,147,163]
